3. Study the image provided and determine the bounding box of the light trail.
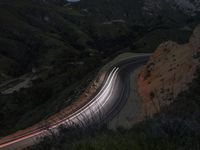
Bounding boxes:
[0,67,119,149]
[0,55,150,150]
[50,67,119,128]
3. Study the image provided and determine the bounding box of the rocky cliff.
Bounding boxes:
[138,25,200,118]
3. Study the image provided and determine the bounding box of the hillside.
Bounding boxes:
[0,0,199,137]
[26,25,200,150]
[77,0,200,25]
[0,0,100,136]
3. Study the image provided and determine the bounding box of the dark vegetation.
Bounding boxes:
[0,0,199,136]
[27,67,200,150]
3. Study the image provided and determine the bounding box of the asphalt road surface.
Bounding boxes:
[0,55,149,150]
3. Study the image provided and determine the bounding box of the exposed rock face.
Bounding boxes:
[137,25,200,118]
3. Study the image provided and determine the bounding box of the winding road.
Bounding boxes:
[0,55,149,150]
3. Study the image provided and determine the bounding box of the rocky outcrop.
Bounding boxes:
[137,25,200,118]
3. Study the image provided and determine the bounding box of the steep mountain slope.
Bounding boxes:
[0,0,99,136]
[0,0,91,80]
[75,0,199,52]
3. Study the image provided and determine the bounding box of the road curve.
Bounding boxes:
[0,55,149,150]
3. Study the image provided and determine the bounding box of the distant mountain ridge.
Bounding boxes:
[77,0,200,26]
[30,0,200,17]
[143,0,200,16]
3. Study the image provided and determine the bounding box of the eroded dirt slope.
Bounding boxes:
[138,25,200,117]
